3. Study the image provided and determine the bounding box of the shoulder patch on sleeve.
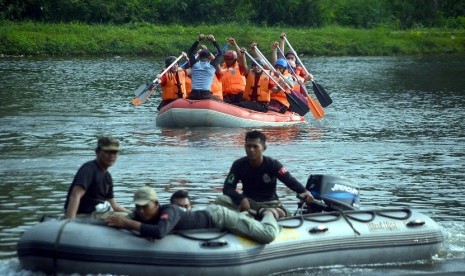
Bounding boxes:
[226,173,235,184]
[160,213,169,220]
[278,166,288,176]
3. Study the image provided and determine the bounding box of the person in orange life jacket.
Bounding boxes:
[268,58,294,114]
[238,45,275,113]
[215,130,314,218]
[180,53,193,97]
[106,186,281,244]
[184,72,193,97]
[273,33,314,94]
[156,53,188,111]
[187,34,223,100]
[219,38,247,104]
[210,64,224,101]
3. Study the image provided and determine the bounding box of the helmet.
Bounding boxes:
[165,56,177,67]
[224,50,237,61]
[275,59,287,68]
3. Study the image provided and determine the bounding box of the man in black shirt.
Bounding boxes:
[106,186,280,244]
[216,130,314,217]
[64,136,131,219]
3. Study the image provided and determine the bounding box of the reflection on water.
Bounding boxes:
[1,55,465,274]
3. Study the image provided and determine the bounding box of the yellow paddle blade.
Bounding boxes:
[307,96,325,119]
[132,97,142,106]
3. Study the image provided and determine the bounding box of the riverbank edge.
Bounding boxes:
[1,21,464,57]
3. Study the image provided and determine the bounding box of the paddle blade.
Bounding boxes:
[131,83,155,106]
[312,81,333,108]
[131,97,142,106]
[134,84,148,96]
[307,95,325,119]
[287,91,310,116]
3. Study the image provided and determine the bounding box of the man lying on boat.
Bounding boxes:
[105,186,282,244]
[170,189,192,211]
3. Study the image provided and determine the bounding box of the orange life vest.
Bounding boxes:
[270,72,291,108]
[161,69,186,100]
[185,74,192,97]
[291,74,306,93]
[294,66,307,78]
[243,71,271,103]
[220,62,246,96]
[210,73,223,100]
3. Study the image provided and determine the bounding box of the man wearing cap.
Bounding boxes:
[64,136,131,219]
[106,186,281,244]
[186,34,223,100]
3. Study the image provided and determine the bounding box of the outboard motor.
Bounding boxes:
[304,175,360,213]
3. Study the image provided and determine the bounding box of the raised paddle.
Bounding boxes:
[283,36,333,108]
[131,53,184,106]
[276,46,324,119]
[243,50,309,117]
[252,46,313,117]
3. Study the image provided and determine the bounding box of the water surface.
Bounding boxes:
[0,55,464,275]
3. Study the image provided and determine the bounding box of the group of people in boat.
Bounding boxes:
[64,131,315,244]
[156,33,315,114]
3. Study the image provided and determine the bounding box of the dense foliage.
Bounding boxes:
[2,22,464,56]
[1,0,464,29]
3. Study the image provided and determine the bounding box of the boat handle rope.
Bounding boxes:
[53,219,71,274]
[281,203,413,233]
[173,228,229,241]
[169,209,411,239]
[333,206,361,235]
[126,227,229,242]
[281,203,343,229]
[375,208,412,220]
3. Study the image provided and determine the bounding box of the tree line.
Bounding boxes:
[2,0,464,29]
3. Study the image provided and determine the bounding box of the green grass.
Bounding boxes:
[1,21,464,57]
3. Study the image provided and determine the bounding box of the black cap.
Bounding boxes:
[165,56,178,67]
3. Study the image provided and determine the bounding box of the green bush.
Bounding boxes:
[1,21,464,57]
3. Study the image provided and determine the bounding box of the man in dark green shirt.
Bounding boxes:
[216,130,314,218]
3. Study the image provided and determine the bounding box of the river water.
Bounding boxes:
[0,55,464,275]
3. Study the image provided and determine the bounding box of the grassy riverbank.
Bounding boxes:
[1,21,464,57]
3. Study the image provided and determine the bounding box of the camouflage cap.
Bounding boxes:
[97,136,120,151]
[134,186,158,205]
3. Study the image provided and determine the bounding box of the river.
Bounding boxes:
[0,54,464,275]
